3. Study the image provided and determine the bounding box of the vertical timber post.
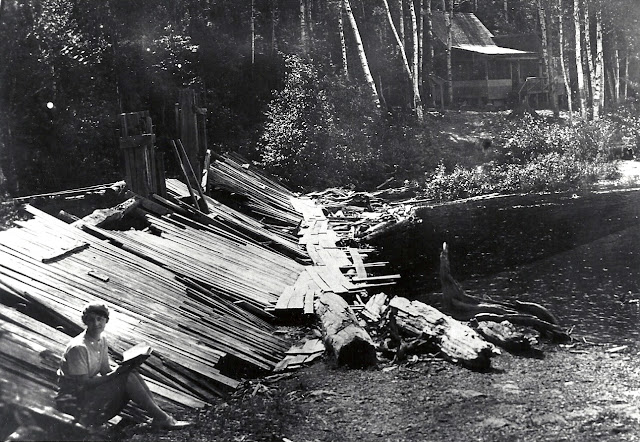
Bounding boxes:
[119,111,166,198]
[177,89,204,179]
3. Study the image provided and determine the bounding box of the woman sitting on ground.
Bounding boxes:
[56,302,190,430]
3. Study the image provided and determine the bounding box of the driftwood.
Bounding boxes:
[440,242,569,342]
[389,297,498,370]
[471,320,535,353]
[314,291,377,368]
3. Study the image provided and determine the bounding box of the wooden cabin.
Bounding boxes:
[431,13,541,107]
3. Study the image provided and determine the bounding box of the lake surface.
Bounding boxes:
[372,188,640,345]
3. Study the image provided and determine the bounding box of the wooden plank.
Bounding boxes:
[306,245,324,266]
[286,288,305,311]
[275,286,295,310]
[348,248,368,279]
[315,265,351,294]
[306,267,331,292]
[351,274,401,282]
[41,242,89,263]
[304,288,316,315]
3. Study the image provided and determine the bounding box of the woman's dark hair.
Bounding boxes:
[82,302,110,324]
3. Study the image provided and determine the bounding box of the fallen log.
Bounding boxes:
[389,297,498,370]
[471,320,535,353]
[314,291,377,368]
[440,242,568,342]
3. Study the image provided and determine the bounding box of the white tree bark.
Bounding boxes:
[409,0,424,120]
[558,0,573,123]
[343,0,381,108]
[593,5,603,119]
[574,0,587,118]
[583,2,595,116]
[538,0,558,117]
[338,1,348,78]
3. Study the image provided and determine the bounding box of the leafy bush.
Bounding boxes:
[496,114,615,164]
[421,114,624,203]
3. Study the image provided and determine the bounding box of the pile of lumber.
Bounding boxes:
[207,153,302,227]
[0,305,89,440]
[87,206,304,315]
[0,205,293,423]
[165,179,308,261]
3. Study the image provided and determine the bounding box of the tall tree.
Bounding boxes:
[593,4,603,118]
[343,0,381,108]
[583,1,595,113]
[557,0,573,122]
[398,0,406,50]
[574,0,587,118]
[424,0,435,108]
[338,1,348,78]
[382,0,424,119]
[538,0,558,117]
[409,0,424,120]
[613,38,620,103]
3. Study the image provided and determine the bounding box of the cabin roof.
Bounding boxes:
[432,12,495,47]
[431,12,537,58]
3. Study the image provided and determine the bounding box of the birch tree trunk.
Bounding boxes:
[593,5,603,119]
[343,0,381,108]
[538,0,559,117]
[504,0,509,22]
[614,46,620,104]
[251,0,256,65]
[398,0,405,51]
[338,1,348,78]
[558,0,573,123]
[623,51,629,100]
[574,0,587,118]
[382,0,424,120]
[409,0,424,120]
[418,0,424,95]
[584,2,595,115]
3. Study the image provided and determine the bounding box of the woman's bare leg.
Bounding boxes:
[124,372,170,421]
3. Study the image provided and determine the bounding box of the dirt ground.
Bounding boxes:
[113,112,640,442]
[118,214,640,442]
[122,342,640,442]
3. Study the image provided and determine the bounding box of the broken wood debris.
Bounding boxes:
[274,338,325,372]
[389,297,499,371]
[207,153,302,227]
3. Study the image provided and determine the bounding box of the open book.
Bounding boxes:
[121,343,153,367]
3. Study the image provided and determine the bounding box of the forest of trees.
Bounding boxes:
[0,0,639,195]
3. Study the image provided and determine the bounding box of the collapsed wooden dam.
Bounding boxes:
[0,151,405,437]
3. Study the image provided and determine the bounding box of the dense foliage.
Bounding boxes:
[423,115,621,201]
[0,0,639,197]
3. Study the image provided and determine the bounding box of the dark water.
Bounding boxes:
[372,189,640,345]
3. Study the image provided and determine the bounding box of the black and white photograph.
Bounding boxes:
[1,0,640,440]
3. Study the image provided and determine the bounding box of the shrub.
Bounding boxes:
[496,115,615,165]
